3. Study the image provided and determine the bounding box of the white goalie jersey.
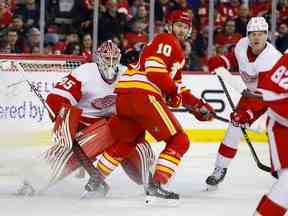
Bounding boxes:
[46,62,127,121]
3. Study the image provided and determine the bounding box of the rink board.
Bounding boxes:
[0,72,268,146]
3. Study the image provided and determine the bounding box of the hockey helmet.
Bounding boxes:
[95,40,121,84]
[166,10,192,26]
[247,17,268,34]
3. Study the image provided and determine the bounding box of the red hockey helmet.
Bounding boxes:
[166,10,192,26]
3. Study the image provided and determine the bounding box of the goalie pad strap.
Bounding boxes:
[121,141,155,185]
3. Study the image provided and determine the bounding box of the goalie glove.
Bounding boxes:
[230,109,254,128]
[186,99,214,121]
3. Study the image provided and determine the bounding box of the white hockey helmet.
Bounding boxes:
[247,17,269,34]
[96,40,121,84]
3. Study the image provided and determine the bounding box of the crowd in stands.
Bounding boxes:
[1,0,288,71]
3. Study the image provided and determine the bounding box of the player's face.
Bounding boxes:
[172,21,190,42]
[248,31,267,54]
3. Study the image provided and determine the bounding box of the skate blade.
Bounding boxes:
[205,184,218,192]
[145,195,180,206]
[80,190,106,199]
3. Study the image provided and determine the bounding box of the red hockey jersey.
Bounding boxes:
[258,54,288,123]
[115,32,186,98]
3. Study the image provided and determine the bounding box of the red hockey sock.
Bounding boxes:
[218,142,237,158]
[256,195,287,216]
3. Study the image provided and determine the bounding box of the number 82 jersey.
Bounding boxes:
[258,53,288,120]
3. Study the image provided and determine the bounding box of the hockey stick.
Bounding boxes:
[172,108,229,122]
[12,61,101,179]
[216,74,271,172]
[172,108,266,133]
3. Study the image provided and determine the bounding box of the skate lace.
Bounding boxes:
[212,167,226,180]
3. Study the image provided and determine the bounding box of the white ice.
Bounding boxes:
[0,143,284,216]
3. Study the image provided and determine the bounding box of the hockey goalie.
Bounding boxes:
[17,40,155,196]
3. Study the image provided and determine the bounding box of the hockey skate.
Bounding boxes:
[81,174,110,199]
[205,167,227,190]
[145,181,179,205]
[16,180,36,196]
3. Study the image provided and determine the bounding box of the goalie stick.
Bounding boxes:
[216,73,271,173]
[12,61,102,181]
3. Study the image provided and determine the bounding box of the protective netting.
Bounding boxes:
[0,55,84,73]
[0,55,84,97]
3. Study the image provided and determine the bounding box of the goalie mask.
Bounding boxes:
[96,40,121,84]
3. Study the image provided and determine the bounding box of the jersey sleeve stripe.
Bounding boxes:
[146,56,166,65]
[220,55,231,69]
[145,59,166,68]
[50,88,78,105]
[124,69,146,76]
[145,67,168,73]
[115,80,161,95]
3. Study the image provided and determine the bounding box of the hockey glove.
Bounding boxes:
[230,109,254,128]
[186,99,214,121]
[166,93,182,108]
[208,56,226,73]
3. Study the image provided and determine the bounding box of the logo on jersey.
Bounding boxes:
[171,59,185,78]
[240,70,257,83]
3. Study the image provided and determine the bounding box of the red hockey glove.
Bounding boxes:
[208,56,226,73]
[186,99,214,121]
[230,109,254,128]
[166,93,182,108]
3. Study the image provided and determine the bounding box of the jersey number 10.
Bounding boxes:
[156,43,172,57]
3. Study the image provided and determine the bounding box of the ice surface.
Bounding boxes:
[0,143,285,216]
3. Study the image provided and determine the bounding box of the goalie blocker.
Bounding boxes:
[42,105,155,190]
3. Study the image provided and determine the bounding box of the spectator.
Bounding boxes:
[134,4,148,28]
[47,0,81,36]
[0,1,13,32]
[72,0,94,34]
[154,20,164,36]
[52,27,79,54]
[172,0,192,11]
[154,0,174,21]
[276,21,288,53]
[130,0,148,17]
[15,0,39,29]
[2,28,22,53]
[98,0,128,43]
[217,0,241,20]
[64,42,81,55]
[197,0,209,29]
[10,14,26,49]
[214,19,241,48]
[123,19,148,49]
[251,0,271,17]
[235,4,250,36]
[81,33,92,62]
[23,27,40,53]
[278,0,288,23]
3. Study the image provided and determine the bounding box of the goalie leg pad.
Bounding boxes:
[64,118,115,173]
[44,105,82,185]
[121,140,155,185]
[45,111,114,186]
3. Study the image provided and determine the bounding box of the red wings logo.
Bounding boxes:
[240,70,257,82]
[91,95,116,109]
